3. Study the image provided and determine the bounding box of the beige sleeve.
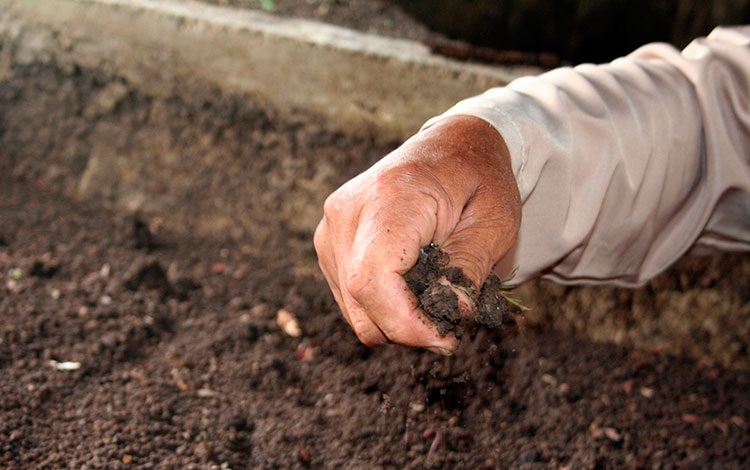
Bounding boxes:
[423,26,750,287]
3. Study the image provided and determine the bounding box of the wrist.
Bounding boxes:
[415,115,514,179]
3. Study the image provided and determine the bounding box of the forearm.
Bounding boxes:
[424,26,750,286]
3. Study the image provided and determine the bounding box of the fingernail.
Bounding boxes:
[426,347,453,356]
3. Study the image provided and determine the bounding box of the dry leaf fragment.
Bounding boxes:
[49,360,81,371]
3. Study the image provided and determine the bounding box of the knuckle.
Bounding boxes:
[322,191,347,220]
[379,166,438,196]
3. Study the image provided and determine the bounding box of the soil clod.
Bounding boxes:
[421,284,461,336]
[404,244,517,337]
[29,258,59,278]
[123,258,171,293]
[475,274,512,329]
[133,216,156,251]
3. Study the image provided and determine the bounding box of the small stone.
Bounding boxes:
[193,442,212,460]
[409,402,425,413]
[516,450,542,463]
[100,263,111,277]
[250,304,269,318]
[276,309,302,337]
[603,427,622,442]
[541,374,557,385]
[228,296,247,310]
[682,413,699,424]
[93,82,129,115]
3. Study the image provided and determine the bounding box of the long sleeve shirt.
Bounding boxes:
[423,25,750,287]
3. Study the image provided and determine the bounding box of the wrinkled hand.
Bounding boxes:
[314,115,521,353]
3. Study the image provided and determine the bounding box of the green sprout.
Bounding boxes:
[497,266,529,312]
[258,0,276,11]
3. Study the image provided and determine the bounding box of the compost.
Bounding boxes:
[404,244,515,339]
[1,171,748,469]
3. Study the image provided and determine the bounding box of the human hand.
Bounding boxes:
[313,115,521,353]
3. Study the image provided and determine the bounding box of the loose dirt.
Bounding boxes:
[2,176,749,469]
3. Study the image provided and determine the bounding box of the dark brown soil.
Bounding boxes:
[404,244,514,339]
[2,176,749,469]
[1,34,748,470]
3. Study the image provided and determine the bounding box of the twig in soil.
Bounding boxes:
[423,427,443,456]
[298,445,311,466]
[48,359,81,371]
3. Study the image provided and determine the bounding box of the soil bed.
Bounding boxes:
[0,37,748,469]
[2,175,749,469]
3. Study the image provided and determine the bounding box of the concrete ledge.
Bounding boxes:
[0,0,536,140]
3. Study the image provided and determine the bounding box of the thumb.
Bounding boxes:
[439,181,520,290]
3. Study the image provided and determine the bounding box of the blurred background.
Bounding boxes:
[213,0,750,63]
[392,0,750,62]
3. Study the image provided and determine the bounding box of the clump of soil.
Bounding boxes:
[404,244,516,338]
